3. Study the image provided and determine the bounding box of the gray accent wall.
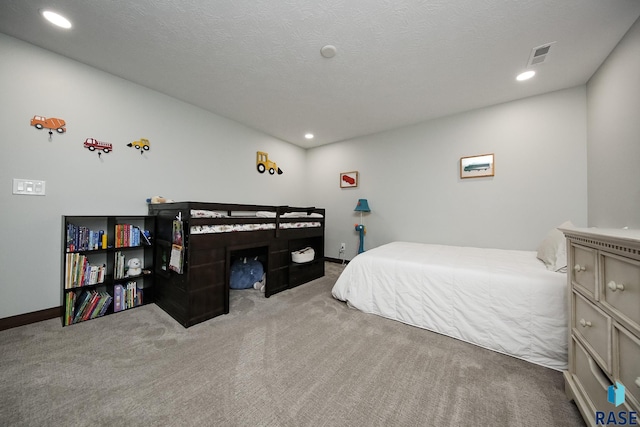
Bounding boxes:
[0,34,307,319]
[307,87,589,260]
[587,17,640,228]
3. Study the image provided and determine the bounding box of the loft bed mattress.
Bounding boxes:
[331,241,568,371]
[190,222,322,234]
[189,209,322,234]
[190,209,323,219]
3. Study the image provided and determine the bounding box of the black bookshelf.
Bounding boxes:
[61,215,155,326]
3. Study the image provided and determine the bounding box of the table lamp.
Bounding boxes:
[354,199,371,254]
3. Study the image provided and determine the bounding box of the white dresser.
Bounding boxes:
[561,227,640,426]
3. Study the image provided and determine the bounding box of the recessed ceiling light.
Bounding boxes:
[41,10,72,29]
[516,70,535,81]
[305,133,314,139]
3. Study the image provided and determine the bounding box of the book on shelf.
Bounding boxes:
[69,290,112,323]
[126,282,132,308]
[117,282,141,311]
[64,292,77,326]
[114,251,126,279]
[126,281,143,308]
[169,244,184,274]
[87,291,110,320]
[66,223,106,252]
[111,281,143,312]
[64,253,105,288]
[96,292,113,317]
[128,281,135,308]
[81,292,101,321]
[72,290,93,323]
[89,294,106,320]
[114,284,124,312]
[136,286,143,306]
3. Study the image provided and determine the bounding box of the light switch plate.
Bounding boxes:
[13,178,46,195]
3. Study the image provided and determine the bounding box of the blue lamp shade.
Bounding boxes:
[354,199,371,212]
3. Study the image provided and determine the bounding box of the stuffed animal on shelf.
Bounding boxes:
[146,196,174,204]
[126,258,143,277]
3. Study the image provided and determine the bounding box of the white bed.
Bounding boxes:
[332,241,568,371]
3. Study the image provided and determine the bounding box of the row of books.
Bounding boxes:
[114,224,144,248]
[64,253,105,289]
[64,290,113,325]
[66,224,106,252]
[114,281,143,311]
[65,223,152,252]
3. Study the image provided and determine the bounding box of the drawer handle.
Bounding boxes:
[607,281,625,292]
[579,318,592,327]
[573,264,586,273]
[636,377,640,388]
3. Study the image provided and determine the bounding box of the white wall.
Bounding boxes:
[0,34,307,318]
[587,17,640,228]
[307,87,588,260]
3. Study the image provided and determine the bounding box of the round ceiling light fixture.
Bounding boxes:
[516,70,536,81]
[305,133,314,140]
[41,10,72,29]
[320,45,337,58]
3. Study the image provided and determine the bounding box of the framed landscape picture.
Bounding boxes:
[340,171,359,188]
[460,154,494,179]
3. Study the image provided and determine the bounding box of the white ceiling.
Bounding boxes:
[1,1,640,148]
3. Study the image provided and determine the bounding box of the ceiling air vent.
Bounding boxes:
[527,42,556,67]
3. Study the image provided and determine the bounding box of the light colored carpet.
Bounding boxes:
[0,262,584,426]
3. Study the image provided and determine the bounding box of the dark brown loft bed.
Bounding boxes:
[148,202,325,327]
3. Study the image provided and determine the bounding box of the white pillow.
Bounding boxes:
[537,221,574,272]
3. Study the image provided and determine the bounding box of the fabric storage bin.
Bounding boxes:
[292,247,314,263]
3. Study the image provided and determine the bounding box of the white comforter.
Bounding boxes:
[332,242,568,371]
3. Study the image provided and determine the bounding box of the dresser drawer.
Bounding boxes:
[571,243,597,298]
[574,291,611,372]
[572,338,618,422]
[615,324,640,410]
[601,253,640,335]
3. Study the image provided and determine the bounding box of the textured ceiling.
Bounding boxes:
[1,1,640,148]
